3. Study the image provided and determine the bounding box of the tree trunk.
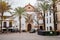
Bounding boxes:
[43,11,45,30]
[19,15,21,33]
[53,3,57,31]
[37,25,40,31]
[37,24,40,29]
[1,12,3,32]
[6,28,8,33]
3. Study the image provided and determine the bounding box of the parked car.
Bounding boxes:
[37,30,45,35]
[29,29,36,33]
[22,30,26,32]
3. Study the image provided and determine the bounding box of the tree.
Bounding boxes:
[51,0,60,31]
[33,15,40,29]
[14,7,25,32]
[23,13,32,23]
[0,21,1,31]
[38,2,49,30]
[0,1,11,32]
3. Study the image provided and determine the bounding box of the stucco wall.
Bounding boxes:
[57,2,60,31]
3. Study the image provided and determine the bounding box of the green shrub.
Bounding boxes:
[45,31,59,36]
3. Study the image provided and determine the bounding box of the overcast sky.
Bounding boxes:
[4,0,37,9]
[3,0,37,16]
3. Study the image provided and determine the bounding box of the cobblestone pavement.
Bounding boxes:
[0,32,60,40]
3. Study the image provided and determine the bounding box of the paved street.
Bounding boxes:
[0,32,60,40]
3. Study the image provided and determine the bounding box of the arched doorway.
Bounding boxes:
[27,24,32,31]
[3,22,7,32]
[40,26,43,30]
[4,22,7,28]
[50,26,52,31]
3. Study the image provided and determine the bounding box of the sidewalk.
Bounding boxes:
[0,32,60,40]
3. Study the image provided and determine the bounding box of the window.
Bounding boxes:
[28,7,30,9]
[47,18,48,24]
[47,27,48,30]
[9,22,12,27]
[50,10,51,15]
[50,12,51,15]
[50,17,51,23]
[47,13,48,16]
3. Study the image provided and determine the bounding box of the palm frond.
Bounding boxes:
[40,2,49,12]
[14,7,25,16]
[52,0,57,2]
[0,1,11,12]
[33,19,39,25]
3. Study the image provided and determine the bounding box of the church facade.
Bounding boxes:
[21,4,44,31]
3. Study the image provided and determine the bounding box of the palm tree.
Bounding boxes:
[0,20,1,31]
[0,1,11,32]
[23,14,29,23]
[38,2,49,30]
[14,7,25,32]
[52,0,59,31]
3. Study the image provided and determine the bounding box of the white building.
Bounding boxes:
[37,0,54,31]
[0,12,17,32]
[20,4,44,31]
[45,10,54,31]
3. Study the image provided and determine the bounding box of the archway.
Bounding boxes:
[4,22,7,28]
[3,22,7,32]
[40,26,43,30]
[50,26,52,31]
[27,24,32,31]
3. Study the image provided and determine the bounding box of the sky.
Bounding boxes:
[3,0,37,16]
[19,0,37,7]
[7,0,37,27]
[5,0,37,9]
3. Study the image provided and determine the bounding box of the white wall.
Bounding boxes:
[45,10,54,31]
[21,16,26,30]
